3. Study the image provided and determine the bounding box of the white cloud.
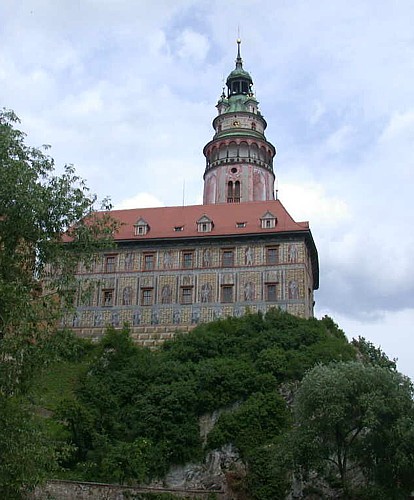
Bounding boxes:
[324,125,354,154]
[281,182,351,228]
[176,29,210,63]
[380,110,414,142]
[115,193,164,210]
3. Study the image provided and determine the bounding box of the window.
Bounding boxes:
[141,288,153,306]
[227,181,234,203]
[266,284,277,302]
[260,211,277,229]
[174,226,183,232]
[143,253,154,271]
[234,181,240,202]
[182,251,194,269]
[181,287,192,304]
[134,218,149,236]
[236,222,246,228]
[222,249,234,267]
[221,285,234,303]
[102,289,114,307]
[104,255,116,273]
[197,215,213,233]
[266,246,279,265]
[227,180,241,203]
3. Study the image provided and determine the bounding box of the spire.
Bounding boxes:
[236,38,243,69]
[226,38,253,97]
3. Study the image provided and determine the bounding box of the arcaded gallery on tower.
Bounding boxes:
[67,41,319,345]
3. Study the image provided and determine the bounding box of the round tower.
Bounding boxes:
[203,39,276,204]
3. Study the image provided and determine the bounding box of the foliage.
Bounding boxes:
[0,396,61,498]
[50,310,357,488]
[207,391,289,455]
[24,303,409,497]
[0,109,117,495]
[293,361,414,498]
[0,108,118,397]
[245,436,294,500]
[352,335,397,370]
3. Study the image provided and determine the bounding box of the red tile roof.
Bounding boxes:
[108,200,310,241]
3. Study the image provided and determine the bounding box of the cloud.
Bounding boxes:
[281,182,351,228]
[115,192,164,210]
[318,308,414,381]
[176,29,210,63]
[324,125,354,154]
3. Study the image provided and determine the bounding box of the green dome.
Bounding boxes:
[226,67,253,84]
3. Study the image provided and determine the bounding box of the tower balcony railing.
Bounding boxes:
[205,157,273,172]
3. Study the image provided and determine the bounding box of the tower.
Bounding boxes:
[67,39,319,343]
[203,39,276,204]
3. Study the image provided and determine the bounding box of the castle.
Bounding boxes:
[66,40,319,346]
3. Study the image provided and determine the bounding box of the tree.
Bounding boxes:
[0,109,118,496]
[0,108,118,394]
[352,335,397,371]
[293,361,414,499]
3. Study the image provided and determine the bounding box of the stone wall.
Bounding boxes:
[31,480,226,499]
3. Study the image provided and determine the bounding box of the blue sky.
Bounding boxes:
[1,0,413,378]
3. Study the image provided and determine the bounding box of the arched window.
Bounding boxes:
[239,142,248,158]
[228,141,237,158]
[227,181,234,202]
[234,181,240,202]
[250,143,258,160]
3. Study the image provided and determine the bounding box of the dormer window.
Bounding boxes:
[260,211,277,229]
[236,222,247,228]
[134,217,149,236]
[174,226,184,232]
[197,215,213,233]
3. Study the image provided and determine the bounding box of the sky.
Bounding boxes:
[1,0,413,378]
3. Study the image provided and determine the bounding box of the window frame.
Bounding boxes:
[180,286,193,304]
[221,249,235,267]
[182,250,194,269]
[265,283,278,302]
[221,285,234,303]
[141,288,153,306]
[261,217,276,229]
[143,253,155,271]
[102,288,114,307]
[266,246,279,265]
[104,254,117,273]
